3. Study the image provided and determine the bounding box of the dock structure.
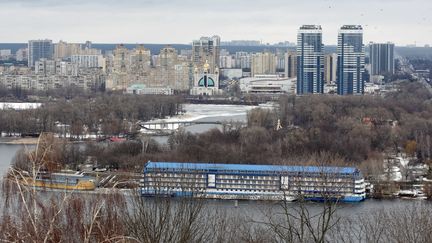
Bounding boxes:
[140,161,366,202]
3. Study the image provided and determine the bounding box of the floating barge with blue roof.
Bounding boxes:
[141,162,366,202]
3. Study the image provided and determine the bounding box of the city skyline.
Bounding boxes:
[0,0,431,46]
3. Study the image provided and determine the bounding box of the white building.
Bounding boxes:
[70,55,106,72]
[364,83,381,94]
[35,59,79,76]
[0,72,104,91]
[220,55,235,69]
[240,75,296,94]
[235,52,251,69]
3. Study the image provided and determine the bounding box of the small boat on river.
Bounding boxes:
[20,172,96,191]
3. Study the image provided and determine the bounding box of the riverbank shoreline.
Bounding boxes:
[0,137,39,145]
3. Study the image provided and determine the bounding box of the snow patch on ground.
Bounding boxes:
[0,102,42,110]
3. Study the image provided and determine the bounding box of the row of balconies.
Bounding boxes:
[216,184,278,190]
[145,172,361,182]
[145,182,205,188]
[144,178,206,184]
[146,173,205,179]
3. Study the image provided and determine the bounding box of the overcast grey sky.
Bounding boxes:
[0,0,431,45]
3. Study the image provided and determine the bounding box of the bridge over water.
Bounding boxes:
[138,120,246,131]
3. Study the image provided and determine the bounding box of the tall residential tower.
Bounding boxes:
[28,39,53,68]
[251,52,277,76]
[296,25,324,94]
[284,51,297,78]
[337,25,365,95]
[369,42,395,76]
[192,36,220,74]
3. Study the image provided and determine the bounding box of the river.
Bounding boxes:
[0,144,28,177]
[0,104,431,218]
[150,104,254,144]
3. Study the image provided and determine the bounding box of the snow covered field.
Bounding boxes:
[148,104,260,123]
[140,104,271,134]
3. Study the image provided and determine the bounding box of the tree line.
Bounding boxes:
[0,93,183,137]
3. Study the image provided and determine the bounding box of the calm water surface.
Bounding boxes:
[0,144,30,177]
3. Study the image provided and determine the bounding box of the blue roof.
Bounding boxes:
[145,161,358,175]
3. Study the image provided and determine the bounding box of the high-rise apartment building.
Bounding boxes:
[235,52,251,69]
[369,42,395,76]
[28,39,53,68]
[192,36,220,73]
[276,51,286,71]
[337,25,365,95]
[296,25,324,94]
[35,58,79,76]
[107,44,152,89]
[284,51,297,78]
[220,55,234,69]
[70,54,106,72]
[324,53,338,83]
[106,45,190,91]
[154,46,190,90]
[112,44,130,73]
[54,41,81,60]
[251,52,277,76]
[129,44,151,75]
[157,46,178,68]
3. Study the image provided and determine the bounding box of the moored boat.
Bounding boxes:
[20,172,96,191]
[141,161,366,202]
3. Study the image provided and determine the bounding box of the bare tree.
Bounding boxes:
[0,133,128,242]
[331,203,432,243]
[252,163,344,243]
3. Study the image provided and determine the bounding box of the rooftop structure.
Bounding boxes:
[340,25,363,30]
[299,25,322,30]
[145,161,359,174]
[240,75,296,95]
